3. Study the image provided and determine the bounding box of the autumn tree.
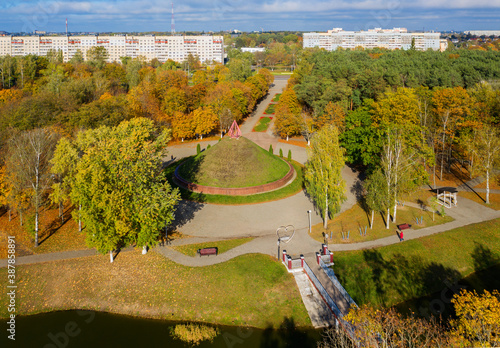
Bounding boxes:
[470,124,500,204]
[451,289,500,347]
[65,118,180,262]
[432,87,470,180]
[6,128,59,247]
[274,88,302,140]
[171,112,195,141]
[305,124,346,229]
[364,169,387,229]
[192,107,218,139]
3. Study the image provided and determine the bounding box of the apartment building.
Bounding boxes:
[303,28,444,51]
[0,35,225,63]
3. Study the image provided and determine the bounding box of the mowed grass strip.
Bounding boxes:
[171,238,254,257]
[333,218,500,309]
[0,252,311,328]
[264,104,276,114]
[167,160,304,205]
[310,198,453,244]
[253,117,273,132]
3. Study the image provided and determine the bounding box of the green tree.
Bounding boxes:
[69,118,180,262]
[305,124,347,229]
[86,46,108,70]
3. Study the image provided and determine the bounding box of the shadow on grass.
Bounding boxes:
[260,317,318,348]
[336,244,500,323]
[38,206,75,246]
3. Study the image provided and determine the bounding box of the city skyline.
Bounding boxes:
[0,0,499,34]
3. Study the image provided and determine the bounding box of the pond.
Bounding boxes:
[6,310,322,348]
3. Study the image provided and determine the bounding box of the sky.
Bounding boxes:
[0,0,499,34]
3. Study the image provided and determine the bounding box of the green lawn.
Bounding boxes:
[264,104,276,114]
[0,252,311,328]
[253,117,273,132]
[166,160,304,205]
[171,237,254,257]
[271,94,281,102]
[333,218,500,311]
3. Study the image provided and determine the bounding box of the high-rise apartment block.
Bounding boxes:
[0,35,224,63]
[303,28,445,51]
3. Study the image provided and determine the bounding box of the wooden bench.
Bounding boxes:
[197,247,218,257]
[397,223,411,231]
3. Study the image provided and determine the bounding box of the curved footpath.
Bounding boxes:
[2,76,500,268]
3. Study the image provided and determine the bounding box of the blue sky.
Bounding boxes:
[0,0,499,33]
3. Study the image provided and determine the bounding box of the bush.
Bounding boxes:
[196,143,201,154]
[279,148,283,157]
[269,144,273,154]
[170,323,219,346]
[287,149,292,161]
[207,144,211,150]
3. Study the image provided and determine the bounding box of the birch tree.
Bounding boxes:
[471,124,500,204]
[364,169,387,229]
[305,124,346,229]
[6,128,59,247]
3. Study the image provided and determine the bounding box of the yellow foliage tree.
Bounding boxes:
[451,289,500,347]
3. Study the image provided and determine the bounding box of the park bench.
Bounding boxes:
[397,223,411,231]
[197,247,218,257]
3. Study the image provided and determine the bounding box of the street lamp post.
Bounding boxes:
[307,210,312,233]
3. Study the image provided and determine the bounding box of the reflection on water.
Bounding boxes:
[4,310,321,348]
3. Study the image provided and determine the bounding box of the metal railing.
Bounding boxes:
[320,258,358,310]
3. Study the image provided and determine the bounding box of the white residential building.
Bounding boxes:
[303,28,442,51]
[0,35,225,63]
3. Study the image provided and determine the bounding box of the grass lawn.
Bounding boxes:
[264,104,276,115]
[458,191,500,210]
[310,198,453,244]
[166,160,304,205]
[178,137,289,188]
[271,94,281,102]
[253,117,273,132]
[332,218,500,311]
[0,251,311,328]
[171,237,254,257]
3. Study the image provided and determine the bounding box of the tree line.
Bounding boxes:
[0,53,272,259]
[281,48,500,229]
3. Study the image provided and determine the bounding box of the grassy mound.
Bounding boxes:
[178,137,290,188]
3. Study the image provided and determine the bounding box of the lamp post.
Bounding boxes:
[307,210,312,233]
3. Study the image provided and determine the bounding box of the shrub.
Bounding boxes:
[279,148,283,157]
[269,144,273,154]
[287,149,292,161]
[196,143,201,154]
[207,144,211,150]
[170,323,219,346]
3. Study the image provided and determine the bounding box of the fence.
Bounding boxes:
[303,260,357,341]
[319,259,358,310]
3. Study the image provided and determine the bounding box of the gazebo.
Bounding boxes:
[436,187,458,208]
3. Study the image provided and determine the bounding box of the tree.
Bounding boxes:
[86,46,108,70]
[305,124,347,229]
[69,118,180,262]
[192,107,218,139]
[451,289,500,347]
[6,128,59,247]
[470,124,500,204]
[432,87,470,180]
[364,169,387,229]
[274,88,302,140]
